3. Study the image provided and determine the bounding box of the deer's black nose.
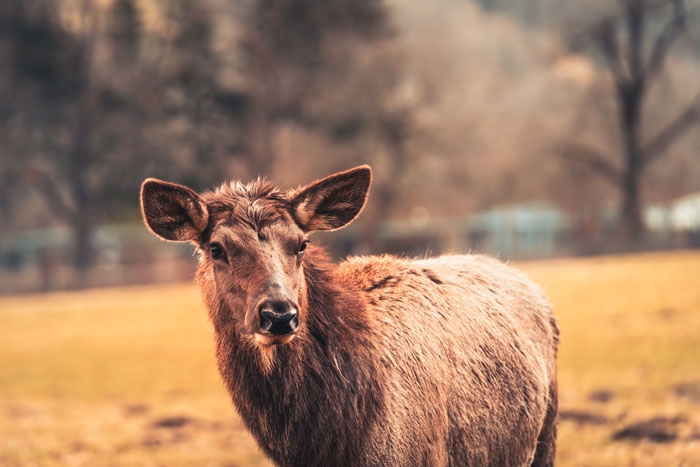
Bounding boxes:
[258,300,298,336]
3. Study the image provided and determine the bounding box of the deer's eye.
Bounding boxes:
[209,243,227,261]
[297,240,310,256]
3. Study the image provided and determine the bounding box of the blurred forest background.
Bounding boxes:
[1,0,700,293]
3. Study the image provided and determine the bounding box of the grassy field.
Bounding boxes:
[1,251,700,466]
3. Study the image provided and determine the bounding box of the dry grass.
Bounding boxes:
[520,251,700,466]
[1,251,700,466]
[0,285,271,467]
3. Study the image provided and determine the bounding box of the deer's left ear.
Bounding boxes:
[291,165,372,232]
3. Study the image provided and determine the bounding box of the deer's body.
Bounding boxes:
[141,166,558,467]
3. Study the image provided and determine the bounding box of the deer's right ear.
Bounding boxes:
[140,178,209,243]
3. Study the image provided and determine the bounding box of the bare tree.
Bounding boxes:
[1,0,98,281]
[2,0,150,285]
[563,0,700,241]
[237,0,389,175]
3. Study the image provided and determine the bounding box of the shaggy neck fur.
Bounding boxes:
[209,247,385,467]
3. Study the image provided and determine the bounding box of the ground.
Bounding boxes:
[1,251,699,466]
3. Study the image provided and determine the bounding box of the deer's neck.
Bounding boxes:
[218,249,383,465]
[303,249,372,345]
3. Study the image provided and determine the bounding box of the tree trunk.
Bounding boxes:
[617,82,646,243]
[72,213,92,287]
[70,109,94,288]
[620,166,643,242]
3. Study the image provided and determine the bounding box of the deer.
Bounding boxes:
[140,165,559,467]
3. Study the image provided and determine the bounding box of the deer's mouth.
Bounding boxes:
[254,332,297,346]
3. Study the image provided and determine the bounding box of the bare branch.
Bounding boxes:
[625,1,645,80]
[560,142,623,187]
[646,0,687,82]
[642,93,700,166]
[1,165,78,222]
[592,18,628,85]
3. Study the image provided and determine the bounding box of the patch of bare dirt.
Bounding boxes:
[559,410,608,425]
[673,381,700,403]
[588,389,614,403]
[152,415,193,429]
[612,416,686,443]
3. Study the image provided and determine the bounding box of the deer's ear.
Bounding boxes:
[140,178,209,243]
[291,165,372,232]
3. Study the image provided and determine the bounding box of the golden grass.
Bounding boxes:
[0,285,271,466]
[1,251,700,466]
[520,251,700,466]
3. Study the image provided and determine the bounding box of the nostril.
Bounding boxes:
[260,313,273,332]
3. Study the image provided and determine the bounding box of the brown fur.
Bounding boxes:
[140,166,559,467]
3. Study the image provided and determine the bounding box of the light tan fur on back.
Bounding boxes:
[339,254,557,466]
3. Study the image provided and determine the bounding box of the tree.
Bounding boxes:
[237,0,389,175]
[1,0,153,285]
[1,0,96,280]
[563,0,700,242]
